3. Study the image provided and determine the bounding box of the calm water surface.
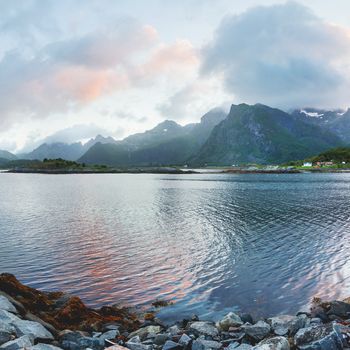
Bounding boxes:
[1,173,350,321]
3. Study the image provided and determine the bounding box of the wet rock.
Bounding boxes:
[105,346,129,350]
[188,322,219,338]
[59,330,103,350]
[192,339,222,350]
[226,342,239,350]
[309,306,328,323]
[53,294,75,309]
[216,313,243,331]
[125,341,152,350]
[235,345,253,350]
[327,301,350,319]
[29,345,63,350]
[296,309,311,318]
[0,293,25,315]
[240,315,254,325]
[179,334,192,346]
[0,322,15,334]
[13,319,54,340]
[0,334,33,350]
[25,312,58,336]
[241,321,271,341]
[0,297,17,315]
[163,340,183,350]
[168,325,181,336]
[253,336,289,350]
[268,315,306,336]
[310,318,322,325]
[129,326,161,340]
[154,334,170,346]
[104,324,120,332]
[294,323,343,349]
[99,329,119,342]
[0,332,11,346]
[0,310,20,324]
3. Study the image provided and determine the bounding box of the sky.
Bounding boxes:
[1,0,350,153]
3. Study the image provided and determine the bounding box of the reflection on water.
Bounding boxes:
[1,173,350,321]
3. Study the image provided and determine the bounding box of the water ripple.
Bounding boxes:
[1,173,350,321]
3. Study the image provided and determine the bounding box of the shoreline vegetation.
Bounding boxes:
[5,165,350,175]
[1,274,350,350]
[3,147,350,174]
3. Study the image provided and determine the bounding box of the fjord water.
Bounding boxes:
[1,173,350,321]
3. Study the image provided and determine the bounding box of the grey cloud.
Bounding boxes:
[113,111,149,123]
[41,124,110,144]
[18,123,111,153]
[0,19,156,129]
[201,1,350,109]
[44,18,157,68]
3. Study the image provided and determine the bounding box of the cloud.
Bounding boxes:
[201,1,350,109]
[45,20,158,68]
[138,39,199,78]
[17,123,113,152]
[157,78,231,120]
[0,16,199,130]
[41,124,111,144]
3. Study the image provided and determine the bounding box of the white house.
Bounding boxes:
[303,162,312,167]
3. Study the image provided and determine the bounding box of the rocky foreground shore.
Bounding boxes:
[1,274,350,350]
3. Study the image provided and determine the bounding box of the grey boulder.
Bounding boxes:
[128,326,161,340]
[179,334,192,346]
[29,345,63,350]
[235,345,253,350]
[0,335,34,350]
[241,321,271,341]
[327,301,350,319]
[253,336,289,350]
[268,315,306,336]
[0,298,17,315]
[59,331,103,350]
[13,319,54,340]
[294,323,343,349]
[188,322,219,338]
[154,334,170,346]
[192,339,222,350]
[126,336,152,350]
[0,311,20,324]
[99,330,119,342]
[0,332,11,347]
[167,325,181,336]
[163,340,182,350]
[216,313,243,331]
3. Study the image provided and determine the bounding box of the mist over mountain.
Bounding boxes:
[0,150,17,161]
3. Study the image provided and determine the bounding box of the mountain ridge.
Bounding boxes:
[4,103,350,166]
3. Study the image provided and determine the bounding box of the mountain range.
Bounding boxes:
[16,135,118,161]
[2,103,350,166]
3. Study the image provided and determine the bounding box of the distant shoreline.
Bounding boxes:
[5,168,198,175]
[5,167,350,174]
